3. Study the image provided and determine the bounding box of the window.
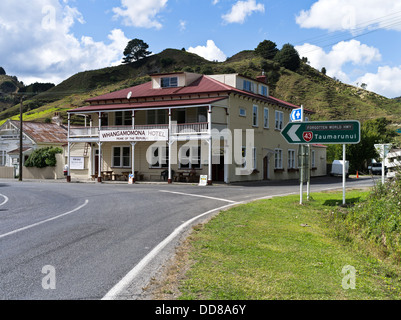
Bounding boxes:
[147,110,167,125]
[239,108,246,117]
[240,147,257,170]
[260,85,268,97]
[198,108,207,122]
[149,146,169,168]
[100,113,108,126]
[275,111,284,130]
[113,147,130,168]
[161,77,178,88]
[263,107,269,128]
[252,105,258,127]
[179,146,201,169]
[288,150,296,169]
[115,111,132,126]
[252,147,257,170]
[275,149,283,169]
[0,150,6,166]
[243,80,254,92]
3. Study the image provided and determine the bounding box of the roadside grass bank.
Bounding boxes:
[175,188,401,300]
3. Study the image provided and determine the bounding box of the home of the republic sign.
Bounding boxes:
[100,129,168,142]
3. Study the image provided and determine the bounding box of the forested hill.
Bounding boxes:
[0,48,400,130]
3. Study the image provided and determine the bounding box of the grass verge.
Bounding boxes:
[171,189,401,300]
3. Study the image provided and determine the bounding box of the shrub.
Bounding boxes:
[25,147,63,168]
[326,175,401,262]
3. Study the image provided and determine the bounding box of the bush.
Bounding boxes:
[25,147,62,168]
[326,175,401,262]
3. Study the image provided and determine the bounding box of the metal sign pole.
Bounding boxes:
[299,107,304,205]
[382,145,385,185]
[343,144,346,206]
[300,144,304,205]
[307,144,311,201]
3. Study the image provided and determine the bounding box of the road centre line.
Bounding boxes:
[0,194,8,207]
[0,199,89,240]
[158,190,237,203]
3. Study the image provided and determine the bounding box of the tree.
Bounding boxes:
[327,117,397,173]
[274,43,300,71]
[122,39,152,64]
[0,67,5,75]
[255,40,279,60]
[321,67,327,75]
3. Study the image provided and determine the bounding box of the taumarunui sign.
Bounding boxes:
[281,121,361,144]
[100,129,168,142]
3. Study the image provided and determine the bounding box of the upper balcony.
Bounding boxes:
[69,122,227,139]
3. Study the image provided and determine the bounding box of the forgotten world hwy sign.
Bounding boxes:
[281,120,361,144]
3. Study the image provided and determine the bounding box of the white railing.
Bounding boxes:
[172,122,209,134]
[69,127,99,137]
[69,122,218,138]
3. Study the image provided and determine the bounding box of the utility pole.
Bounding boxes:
[19,95,24,181]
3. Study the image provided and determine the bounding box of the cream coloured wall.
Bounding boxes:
[224,94,326,182]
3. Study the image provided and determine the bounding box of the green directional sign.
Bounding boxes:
[281,120,360,144]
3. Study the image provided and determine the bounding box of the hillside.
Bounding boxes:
[0,74,24,112]
[1,48,400,130]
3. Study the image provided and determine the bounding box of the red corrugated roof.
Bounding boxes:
[10,121,68,144]
[70,97,228,113]
[80,75,313,113]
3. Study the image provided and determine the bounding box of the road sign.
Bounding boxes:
[281,120,360,144]
[290,108,303,122]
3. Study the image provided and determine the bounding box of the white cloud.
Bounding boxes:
[112,0,168,29]
[295,40,381,82]
[222,0,265,24]
[357,66,401,98]
[296,0,401,32]
[0,0,129,85]
[179,20,187,32]
[188,40,227,62]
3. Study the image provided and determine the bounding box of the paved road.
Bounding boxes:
[0,176,375,300]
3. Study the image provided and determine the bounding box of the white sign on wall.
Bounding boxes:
[70,157,85,170]
[100,129,168,142]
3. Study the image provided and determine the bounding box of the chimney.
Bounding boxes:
[52,112,63,126]
[256,71,267,84]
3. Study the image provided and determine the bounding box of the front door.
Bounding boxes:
[94,149,99,176]
[263,156,269,180]
[212,155,225,182]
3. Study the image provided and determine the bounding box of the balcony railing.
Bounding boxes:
[172,122,208,134]
[69,123,214,138]
[69,127,99,137]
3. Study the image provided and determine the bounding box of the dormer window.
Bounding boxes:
[161,77,178,88]
[260,85,268,97]
[243,80,254,92]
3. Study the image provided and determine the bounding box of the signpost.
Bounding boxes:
[290,106,303,122]
[281,120,360,145]
[282,120,361,205]
[374,143,392,184]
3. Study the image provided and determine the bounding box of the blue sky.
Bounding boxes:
[1,0,401,98]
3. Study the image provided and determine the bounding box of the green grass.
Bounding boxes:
[179,190,401,300]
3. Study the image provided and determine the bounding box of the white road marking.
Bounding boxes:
[0,199,89,240]
[101,201,241,300]
[159,190,237,203]
[0,194,9,207]
[103,181,375,300]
